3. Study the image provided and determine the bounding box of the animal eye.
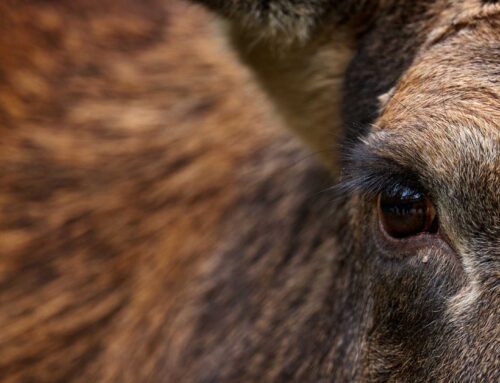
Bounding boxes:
[377,186,437,239]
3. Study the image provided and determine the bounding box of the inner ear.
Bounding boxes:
[194,1,390,175]
[227,23,358,175]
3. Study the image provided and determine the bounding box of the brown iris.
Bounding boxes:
[378,186,437,239]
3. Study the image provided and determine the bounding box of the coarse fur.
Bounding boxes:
[0,0,498,382]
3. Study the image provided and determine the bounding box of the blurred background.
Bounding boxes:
[0,0,297,380]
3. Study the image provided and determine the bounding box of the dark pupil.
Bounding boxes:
[379,187,433,238]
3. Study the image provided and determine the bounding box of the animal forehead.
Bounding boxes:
[370,12,499,197]
[378,6,499,126]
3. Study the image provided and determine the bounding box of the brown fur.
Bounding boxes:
[0,1,281,381]
[1,0,499,382]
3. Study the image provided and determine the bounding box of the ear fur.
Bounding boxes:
[192,1,382,173]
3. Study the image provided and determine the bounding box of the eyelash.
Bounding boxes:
[340,146,427,200]
[337,172,424,200]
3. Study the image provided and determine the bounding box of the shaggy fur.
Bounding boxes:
[0,0,498,382]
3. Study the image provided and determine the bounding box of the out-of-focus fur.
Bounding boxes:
[0,0,498,382]
[0,1,281,380]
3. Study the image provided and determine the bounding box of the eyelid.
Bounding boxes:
[338,167,424,199]
[340,143,426,199]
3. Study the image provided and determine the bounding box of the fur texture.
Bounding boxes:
[0,0,498,382]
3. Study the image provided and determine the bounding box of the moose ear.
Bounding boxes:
[193,1,380,173]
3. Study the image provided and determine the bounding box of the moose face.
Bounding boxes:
[344,19,499,381]
[170,2,499,381]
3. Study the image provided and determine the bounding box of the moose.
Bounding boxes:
[0,0,498,381]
